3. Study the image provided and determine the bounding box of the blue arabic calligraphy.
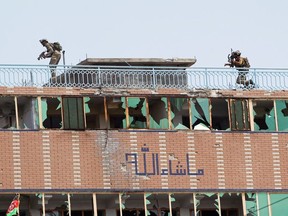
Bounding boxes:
[125,144,204,176]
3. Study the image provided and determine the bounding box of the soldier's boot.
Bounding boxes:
[50,72,56,83]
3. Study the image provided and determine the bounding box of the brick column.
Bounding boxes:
[187,132,198,189]
[159,132,168,189]
[72,131,81,186]
[42,131,52,189]
[271,133,281,189]
[244,133,254,189]
[12,131,21,189]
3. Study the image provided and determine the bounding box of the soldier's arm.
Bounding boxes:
[44,44,54,57]
[232,59,243,67]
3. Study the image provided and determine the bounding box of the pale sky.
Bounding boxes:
[1,0,288,68]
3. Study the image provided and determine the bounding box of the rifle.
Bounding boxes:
[37,51,46,60]
[227,48,240,67]
[227,48,234,65]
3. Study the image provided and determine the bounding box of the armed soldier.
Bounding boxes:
[225,50,254,88]
[38,39,62,81]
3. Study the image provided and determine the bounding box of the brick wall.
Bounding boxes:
[0,130,287,191]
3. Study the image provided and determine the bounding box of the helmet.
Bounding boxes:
[39,39,48,43]
[234,50,241,56]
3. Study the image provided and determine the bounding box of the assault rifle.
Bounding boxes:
[37,51,46,60]
[227,49,237,66]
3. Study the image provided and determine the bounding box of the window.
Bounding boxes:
[62,97,84,130]
[275,100,288,131]
[230,99,250,130]
[148,97,169,129]
[84,97,106,129]
[211,98,230,131]
[17,97,39,129]
[41,97,62,129]
[170,98,190,129]
[190,98,210,130]
[0,96,16,129]
[252,100,275,131]
[127,97,147,129]
[106,97,126,129]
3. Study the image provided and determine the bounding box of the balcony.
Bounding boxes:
[0,64,287,90]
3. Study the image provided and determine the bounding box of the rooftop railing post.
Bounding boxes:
[252,68,256,87]
[152,68,156,89]
[98,67,101,87]
[205,68,209,88]
[64,66,67,86]
[30,71,34,86]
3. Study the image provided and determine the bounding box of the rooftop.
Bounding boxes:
[78,57,197,67]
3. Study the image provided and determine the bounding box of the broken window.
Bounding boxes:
[144,193,178,216]
[17,97,39,129]
[230,99,250,130]
[84,97,106,129]
[171,193,194,215]
[244,193,257,216]
[252,100,275,131]
[195,193,219,215]
[258,193,269,215]
[148,97,169,129]
[62,97,84,130]
[211,98,230,131]
[170,97,190,129]
[41,97,62,129]
[275,100,288,131]
[0,96,16,129]
[270,193,288,215]
[219,193,242,216]
[127,97,147,129]
[96,194,120,214]
[117,193,145,216]
[106,97,126,129]
[190,98,210,130]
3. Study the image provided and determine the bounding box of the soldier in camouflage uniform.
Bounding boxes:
[225,50,254,88]
[38,39,62,80]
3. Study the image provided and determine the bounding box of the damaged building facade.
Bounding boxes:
[0,58,288,216]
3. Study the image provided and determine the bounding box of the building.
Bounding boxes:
[0,58,288,216]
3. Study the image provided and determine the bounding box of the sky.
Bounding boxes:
[1,0,288,68]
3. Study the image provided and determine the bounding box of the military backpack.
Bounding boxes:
[53,42,62,51]
[243,57,250,68]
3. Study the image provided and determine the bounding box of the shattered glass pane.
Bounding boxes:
[41,97,62,129]
[84,97,106,129]
[144,194,172,216]
[245,193,257,216]
[253,100,275,131]
[127,97,147,129]
[258,193,269,216]
[270,193,288,215]
[170,98,190,129]
[106,97,126,129]
[17,97,39,129]
[230,99,250,130]
[149,97,169,129]
[0,96,17,129]
[275,100,288,131]
[191,98,210,130]
[195,193,218,215]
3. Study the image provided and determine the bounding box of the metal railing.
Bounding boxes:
[0,64,287,90]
